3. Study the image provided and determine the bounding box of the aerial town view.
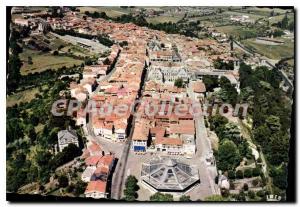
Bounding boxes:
[6,6,295,202]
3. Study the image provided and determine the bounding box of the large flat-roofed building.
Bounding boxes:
[141,157,200,194]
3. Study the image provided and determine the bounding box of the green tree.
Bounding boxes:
[238,140,252,159]
[228,170,236,179]
[221,123,241,144]
[236,170,244,179]
[74,180,87,196]
[58,175,69,188]
[150,192,174,201]
[217,139,241,171]
[252,167,261,177]
[203,76,219,92]
[174,78,184,88]
[244,169,253,178]
[179,195,191,201]
[123,175,139,201]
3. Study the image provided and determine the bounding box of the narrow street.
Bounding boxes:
[186,82,220,195]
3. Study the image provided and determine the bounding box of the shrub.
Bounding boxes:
[236,170,244,179]
[248,190,255,199]
[257,157,262,163]
[230,181,235,190]
[243,183,249,191]
[228,170,236,179]
[244,169,253,178]
[252,167,261,177]
[256,190,265,197]
[251,178,259,187]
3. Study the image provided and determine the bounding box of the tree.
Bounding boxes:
[150,192,174,201]
[58,175,69,188]
[229,35,233,51]
[219,77,238,105]
[221,123,241,144]
[28,56,33,64]
[243,183,249,191]
[281,14,289,29]
[217,139,241,171]
[228,170,236,179]
[244,169,253,178]
[252,167,261,177]
[209,114,228,132]
[203,76,219,92]
[174,78,184,88]
[123,175,139,201]
[50,144,82,170]
[236,170,244,179]
[24,124,37,143]
[239,63,253,89]
[74,180,87,196]
[179,195,191,201]
[266,115,281,132]
[53,50,59,56]
[238,140,252,159]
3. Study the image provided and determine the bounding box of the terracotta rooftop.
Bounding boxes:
[85,180,107,193]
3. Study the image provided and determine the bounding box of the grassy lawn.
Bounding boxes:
[60,44,95,58]
[6,87,40,107]
[241,38,294,60]
[79,6,131,18]
[19,49,83,75]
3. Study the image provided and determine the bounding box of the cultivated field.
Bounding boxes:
[146,15,184,24]
[79,6,131,18]
[241,38,294,60]
[19,49,83,75]
[6,87,40,107]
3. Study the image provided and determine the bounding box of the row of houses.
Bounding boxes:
[81,141,115,199]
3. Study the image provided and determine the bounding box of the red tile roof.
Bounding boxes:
[85,180,107,193]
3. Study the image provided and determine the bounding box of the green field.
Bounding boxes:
[19,49,83,75]
[79,6,131,18]
[245,7,292,16]
[241,38,294,60]
[6,87,40,107]
[267,13,294,24]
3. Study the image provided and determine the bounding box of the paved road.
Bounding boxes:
[187,82,220,195]
[110,116,135,200]
[111,63,149,199]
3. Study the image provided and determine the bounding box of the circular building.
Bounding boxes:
[141,157,200,193]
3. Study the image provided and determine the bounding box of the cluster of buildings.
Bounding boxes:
[230,15,254,24]
[131,81,197,157]
[22,10,242,198]
[81,141,115,199]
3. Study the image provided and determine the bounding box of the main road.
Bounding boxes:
[110,63,148,200]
